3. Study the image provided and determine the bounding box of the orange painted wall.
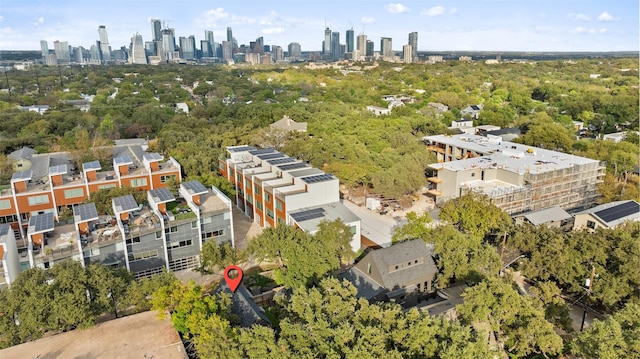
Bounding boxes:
[13,181,27,194]
[31,233,42,246]
[53,186,87,206]
[51,174,63,187]
[275,199,286,221]
[120,212,129,221]
[151,171,180,189]
[123,176,151,191]
[0,196,16,217]
[218,160,228,177]
[118,164,129,176]
[86,171,97,182]
[87,181,120,194]
[15,193,54,214]
[193,194,200,205]
[78,222,89,236]
[158,202,166,214]
[149,161,159,172]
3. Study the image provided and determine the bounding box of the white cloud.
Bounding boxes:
[571,27,597,34]
[261,27,285,35]
[568,13,591,21]
[385,3,410,14]
[361,17,375,24]
[205,7,229,21]
[0,16,4,22]
[600,28,607,33]
[449,8,458,15]
[598,12,615,22]
[32,17,44,26]
[421,6,445,17]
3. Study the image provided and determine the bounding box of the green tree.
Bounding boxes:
[392,211,433,243]
[198,241,241,274]
[439,192,511,238]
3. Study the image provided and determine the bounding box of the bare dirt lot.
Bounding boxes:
[0,311,187,359]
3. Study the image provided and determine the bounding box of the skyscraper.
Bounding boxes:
[151,19,162,41]
[403,44,413,63]
[205,30,215,57]
[346,29,355,53]
[130,33,147,64]
[40,40,49,56]
[222,41,233,60]
[366,40,374,57]
[331,31,341,60]
[408,32,418,62]
[201,40,212,58]
[274,46,283,61]
[227,27,233,42]
[380,37,393,59]
[98,25,112,62]
[356,33,367,59]
[323,27,332,55]
[161,29,176,60]
[53,40,70,63]
[288,42,302,60]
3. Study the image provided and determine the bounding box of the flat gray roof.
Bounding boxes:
[518,206,572,225]
[290,202,360,232]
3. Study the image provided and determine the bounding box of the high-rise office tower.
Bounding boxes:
[98,25,112,62]
[161,29,175,59]
[205,30,215,56]
[73,47,84,63]
[346,29,355,53]
[408,32,418,62]
[273,46,283,61]
[357,34,367,58]
[288,42,302,60]
[179,35,196,60]
[331,31,341,60]
[145,41,157,57]
[403,44,413,63]
[222,41,233,60]
[380,37,393,59]
[366,40,374,57]
[130,33,147,64]
[90,43,101,63]
[53,40,70,63]
[252,37,264,54]
[227,27,233,42]
[201,40,211,58]
[151,19,162,41]
[323,27,332,55]
[40,40,49,56]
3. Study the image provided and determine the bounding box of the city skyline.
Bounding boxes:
[0,0,638,52]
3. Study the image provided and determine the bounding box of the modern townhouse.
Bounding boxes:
[219,146,361,252]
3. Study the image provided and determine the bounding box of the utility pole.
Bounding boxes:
[580,264,596,331]
[4,70,10,98]
[500,231,507,258]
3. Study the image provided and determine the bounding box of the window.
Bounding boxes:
[277,217,284,224]
[160,175,175,184]
[0,200,11,210]
[128,249,159,262]
[202,230,224,239]
[64,188,84,199]
[130,178,148,187]
[169,240,192,249]
[28,195,49,206]
[245,179,251,189]
[156,231,163,239]
[349,226,357,235]
[247,196,253,204]
[200,216,212,224]
[170,226,178,233]
[218,162,225,170]
[191,221,198,229]
[98,184,117,190]
[266,208,274,219]
[276,201,283,211]
[237,174,242,183]
[126,236,141,244]
[265,192,271,203]
[254,185,261,195]
[587,220,596,229]
[256,202,263,211]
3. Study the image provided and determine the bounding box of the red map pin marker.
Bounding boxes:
[223,265,243,293]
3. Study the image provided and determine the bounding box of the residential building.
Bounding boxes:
[323,27,332,55]
[151,19,162,41]
[98,25,112,63]
[331,31,341,60]
[205,30,215,57]
[213,283,272,328]
[53,40,70,63]
[40,40,49,57]
[408,32,418,62]
[287,42,302,60]
[424,134,605,214]
[346,28,355,53]
[270,115,307,132]
[402,44,413,63]
[380,37,393,60]
[339,239,438,308]
[179,36,196,60]
[573,200,640,231]
[367,106,391,116]
[461,104,483,119]
[357,34,367,59]
[129,33,147,64]
[8,146,36,172]
[219,146,361,252]
[512,206,572,228]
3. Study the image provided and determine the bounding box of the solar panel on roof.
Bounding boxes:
[0,224,10,237]
[114,156,133,165]
[29,212,54,233]
[594,201,640,224]
[83,160,101,171]
[48,164,68,175]
[143,153,163,161]
[74,203,99,222]
[182,180,208,195]
[113,195,138,212]
[301,173,335,184]
[290,208,325,222]
[249,148,276,155]
[228,146,256,153]
[150,187,175,203]
[257,153,286,160]
[11,170,33,182]
[267,157,295,165]
[278,162,308,171]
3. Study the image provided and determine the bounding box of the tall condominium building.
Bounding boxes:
[98,25,112,62]
[403,44,413,63]
[226,27,233,42]
[219,146,361,252]
[346,29,355,53]
[408,32,418,62]
[204,30,215,57]
[161,29,176,60]
[151,19,162,41]
[288,42,302,60]
[53,40,70,63]
[356,34,367,58]
[331,31,342,60]
[40,40,48,56]
[380,37,393,59]
[179,36,196,60]
[144,41,157,58]
[130,33,147,64]
[273,46,283,61]
[221,41,233,60]
[366,40,374,57]
[423,134,605,214]
[200,40,211,58]
[73,46,84,63]
[0,144,236,287]
[323,27,332,55]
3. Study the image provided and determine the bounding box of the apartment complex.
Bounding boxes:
[424,134,605,214]
[0,144,234,287]
[219,146,361,252]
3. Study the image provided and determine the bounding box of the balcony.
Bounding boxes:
[425,189,442,196]
[427,177,443,184]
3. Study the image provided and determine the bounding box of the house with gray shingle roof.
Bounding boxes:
[339,239,438,308]
[8,146,36,172]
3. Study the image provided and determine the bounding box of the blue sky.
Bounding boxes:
[1,0,638,52]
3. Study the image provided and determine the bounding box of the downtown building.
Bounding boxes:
[0,144,233,287]
[424,134,605,215]
[219,146,361,252]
